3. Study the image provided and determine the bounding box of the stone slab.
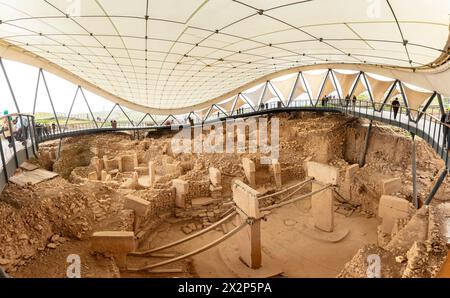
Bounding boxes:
[124,195,150,217]
[311,181,334,232]
[382,178,402,195]
[378,195,411,234]
[91,231,135,253]
[306,161,339,185]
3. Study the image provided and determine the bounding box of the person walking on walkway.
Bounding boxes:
[352,95,357,108]
[345,94,350,107]
[443,109,450,150]
[392,98,401,120]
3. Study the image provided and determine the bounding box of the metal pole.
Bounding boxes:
[0,58,21,113]
[117,105,135,127]
[40,70,62,133]
[0,133,8,181]
[7,117,19,168]
[32,69,41,115]
[101,104,117,128]
[31,117,39,151]
[79,87,99,128]
[425,168,448,205]
[64,87,79,132]
[359,120,373,167]
[411,133,418,209]
[27,116,37,157]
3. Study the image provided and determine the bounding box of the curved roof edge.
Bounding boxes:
[1,39,449,116]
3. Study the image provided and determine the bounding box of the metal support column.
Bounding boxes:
[359,120,373,167]
[425,168,448,206]
[411,133,418,208]
[0,136,8,181]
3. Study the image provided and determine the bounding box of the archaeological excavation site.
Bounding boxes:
[1,112,450,278]
[1,1,450,284]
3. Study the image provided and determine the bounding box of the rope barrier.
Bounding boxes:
[260,184,332,212]
[126,221,247,272]
[257,177,313,200]
[129,211,238,256]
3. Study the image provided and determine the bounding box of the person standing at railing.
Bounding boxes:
[352,95,357,108]
[15,116,28,145]
[345,94,350,107]
[51,123,56,135]
[392,98,400,120]
[2,110,13,148]
[442,110,450,150]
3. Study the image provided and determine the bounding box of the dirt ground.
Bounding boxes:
[1,112,449,278]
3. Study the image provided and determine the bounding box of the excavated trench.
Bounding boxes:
[0,112,448,278]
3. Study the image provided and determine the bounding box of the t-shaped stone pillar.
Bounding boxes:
[173,179,189,208]
[148,161,156,186]
[91,231,135,270]
[272,160,282,188]
[242,158,256,188]
[232,180,261,269]
[124,195,150,232]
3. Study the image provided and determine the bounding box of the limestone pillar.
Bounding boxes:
[173,179,189,208]
[101,170,107,181]
[232,180,261,269]
[242,158,256,188]
[272,160,282,188]
[148,161,155,186]
[311,181,334,232]
[91,231,135,270]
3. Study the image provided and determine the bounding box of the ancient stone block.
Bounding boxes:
[306,161,339,185]
[134,167,149,176]
[121,155,136,172]
[345,164,359,180]
[378,195,411,234]
[148,161,156,185]
[103,156,119,172]
[124,195,150,217]
[133,153,138,168]
[232,180,261,269]
[272,160,282,188]
[91,231,135,253]
[91,231,135,270]
[311,181,334,232]
[382,178,402,195]
[173,179,189,208]
[165,162,182,176]
[209,167,221,187]
[101,170,107,181]
[242,158,256,188]
[88,171,98,181]
[210,184,223,199]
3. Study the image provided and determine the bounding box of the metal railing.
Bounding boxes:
[31,98,450,169]
[1,113,38,193]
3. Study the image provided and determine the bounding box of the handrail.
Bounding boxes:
[1,113,38,193]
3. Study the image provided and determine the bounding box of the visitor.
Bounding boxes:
[352,95,357,108]
[345,94,350,107]
[2,110,13,148]
[392,98,400,120]
[51,122,56,134]
[443,109,450,150]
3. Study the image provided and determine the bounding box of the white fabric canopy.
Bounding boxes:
[0,0,448,111]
